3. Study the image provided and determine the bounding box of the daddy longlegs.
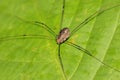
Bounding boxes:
[0,0,120,80]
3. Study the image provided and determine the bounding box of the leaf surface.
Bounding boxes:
[0,0,120,80]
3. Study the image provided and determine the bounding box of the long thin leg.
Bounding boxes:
[0,34,54,41]
[65,41,120,73]
[15,16,57,37]
[60,0,65,30]
[70,3,120,36]
[58,44,67,80]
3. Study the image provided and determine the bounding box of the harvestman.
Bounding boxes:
[1,0,120,79]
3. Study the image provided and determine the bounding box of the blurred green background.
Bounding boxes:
[0,0,120,80]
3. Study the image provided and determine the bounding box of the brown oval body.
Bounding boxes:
[56,28,70,44]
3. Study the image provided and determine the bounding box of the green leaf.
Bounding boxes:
[0,0,120,80]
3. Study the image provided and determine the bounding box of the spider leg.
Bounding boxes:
[15,16,57,37]
[60,0,65,30]
[0,34,54,42]
[65,41,120,73]
[70,3,120,36]
[58,44,67,80]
